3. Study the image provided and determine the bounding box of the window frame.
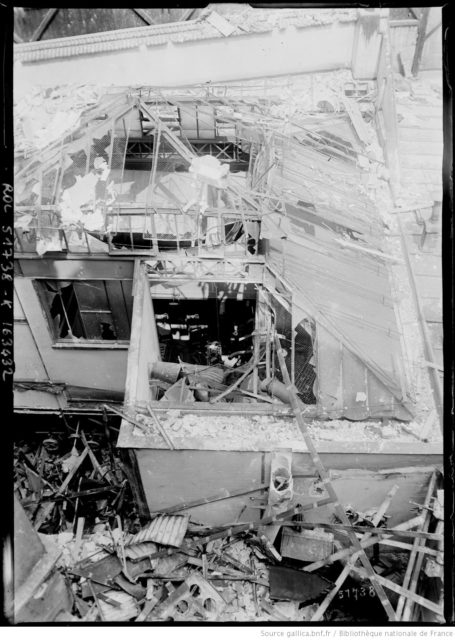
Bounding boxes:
[35,278,132,347]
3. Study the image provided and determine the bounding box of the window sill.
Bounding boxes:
[52,340,129,350]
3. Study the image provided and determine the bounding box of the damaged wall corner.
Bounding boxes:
[13,496,73,623]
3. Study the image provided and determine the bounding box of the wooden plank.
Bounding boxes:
[311,562,353,621]
[57,448,89,494]
[401,471,438,620]
[396,471,436,618]
[275,335,397,621]
[353,568,443,617]
[146,404,175,449]
[151,484,269,516]
[397,214,443,429]
[342,97,372,145]
[104,404,148,433]
[378,539,438,557]
[144,401,297,416]
[279,521,442,542]
[310,483,400,620]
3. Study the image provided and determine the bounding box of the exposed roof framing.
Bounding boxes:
[14,85,413,420]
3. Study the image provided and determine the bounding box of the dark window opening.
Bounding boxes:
[153,297,256,367]
[294,322,317,404]
[39,280,132,341]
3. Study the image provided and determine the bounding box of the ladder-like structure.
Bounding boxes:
[274,333,397,621]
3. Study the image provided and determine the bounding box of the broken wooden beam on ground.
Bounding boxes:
[103,404,148,434]
[146,404,176,449]
[274,333,397,621]
[311,483,399,621]
[399,470,439,620]
[150,483,269,516]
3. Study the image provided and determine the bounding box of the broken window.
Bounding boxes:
[294,319,317,404]
[153,297,256,367]
[38,280,132,341]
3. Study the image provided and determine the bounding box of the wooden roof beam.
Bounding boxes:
[132,9,154,26]
[31,8,59,42]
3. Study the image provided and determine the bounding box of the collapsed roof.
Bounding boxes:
[14,78,414,421]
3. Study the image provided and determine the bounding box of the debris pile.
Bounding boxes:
[14,84,104,156]
[121,409,429,450]
[14,426,136,535]
[34,500,339,621]
[14,407,444,623]
[22,469,443,622]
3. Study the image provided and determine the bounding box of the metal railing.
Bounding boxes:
[14,204,261,257]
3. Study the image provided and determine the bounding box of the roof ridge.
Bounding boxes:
[14,18,202,52]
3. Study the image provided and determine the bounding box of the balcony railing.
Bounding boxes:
[14,204,261,257]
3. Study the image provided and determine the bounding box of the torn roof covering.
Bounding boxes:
[14,85,413,420]
[14,93,261,243]
[14,90,134,234]
[263,134,413,422]
[14,7,358,63]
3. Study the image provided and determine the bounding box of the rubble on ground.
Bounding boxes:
[14,427,138,536]
[125,411,434,449]
[15,431,443,622]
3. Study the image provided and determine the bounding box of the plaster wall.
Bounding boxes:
[14,276,130,402]
[135,447,440,527]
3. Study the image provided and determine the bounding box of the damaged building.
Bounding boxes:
[10,6,445,625]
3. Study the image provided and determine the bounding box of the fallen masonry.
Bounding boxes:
[11,5,444,625]
[13,409,444,623]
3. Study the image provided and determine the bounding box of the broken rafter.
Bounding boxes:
[303,515,425,573]
[139,100,193,164]
[311,483,399,621]
[397,213,443,429]
[276,521,442,542]
[311,561,355,621]
[16,99,132,183]
[195,498,334,546]
[146,404,175,449]
[151,483,269,516]
[103,404,148,434]
[274,333,397,621]
[399,470,438,621]
[140,97,260,214]
[352,566,443,617]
